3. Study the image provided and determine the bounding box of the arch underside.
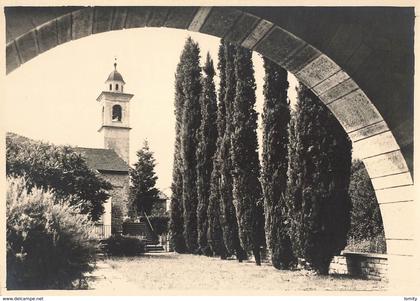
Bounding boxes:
[4,6,416,282]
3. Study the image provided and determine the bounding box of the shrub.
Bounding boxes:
[101,235,145,256]
[345,234,387,254]
[146,215,170,236]
[6,177,99,290]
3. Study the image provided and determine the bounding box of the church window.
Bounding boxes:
[109,84,112,91]
[112,105,122,122]
[116,84,119,91]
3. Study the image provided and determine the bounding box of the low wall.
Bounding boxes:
[329,251,388,280]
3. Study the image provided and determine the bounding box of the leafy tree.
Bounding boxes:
[170,52,187,253]
[196,52,218,256]
[230,46,265,266]
[6,132,111,221]
[130,140,160,216]
[261,57,295,269]
[285,83,352,274]
[348,160,385,244]
[179,37,202,253]
[216,40,246,261]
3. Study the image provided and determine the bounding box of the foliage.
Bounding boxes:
[147,215,170,236]
[346,160,386,253]
[6,132,111,221]
[179,37,202,253]
[285,83,352,274]
[207,43,228,258]
[6,176,99,290]
[261,57,295,269]
[214,40,245,260]
[347,160,386,242]
[196,52,218,256]
[101,235,145,256]
[169,37,189,253]
[230,45,265,265]
[130,140,160,215]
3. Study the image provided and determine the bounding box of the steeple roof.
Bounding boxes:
[106,60,126,84]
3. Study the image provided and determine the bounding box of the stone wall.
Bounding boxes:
[100,171,130,233]
[329,251,388,280]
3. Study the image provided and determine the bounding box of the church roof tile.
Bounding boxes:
[73,147,129,173]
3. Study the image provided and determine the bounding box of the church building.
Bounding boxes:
[74,61,133,237]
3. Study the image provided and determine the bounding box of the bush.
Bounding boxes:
[6,177,99,290]
[345,234,387,254]
[145,215,169,236]
[101,235,145,256]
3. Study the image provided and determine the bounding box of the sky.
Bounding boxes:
[3,27,299,195]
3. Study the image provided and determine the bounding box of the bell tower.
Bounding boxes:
[97,60,134,164]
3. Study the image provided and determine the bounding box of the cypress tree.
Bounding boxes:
[180,37,202,253]
[170,56,187,253]
[261,58,295,269]
[207,170,227,258]
[230,46,265,266]
[217,40,246,261]
[286,83,352,274]
[196,53,218,256]
[130,140,160,216]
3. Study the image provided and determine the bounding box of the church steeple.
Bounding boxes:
[106,59,126,93]
[97,60,134,164]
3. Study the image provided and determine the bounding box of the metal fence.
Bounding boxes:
[94,223,112,239]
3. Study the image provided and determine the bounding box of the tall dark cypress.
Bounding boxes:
[180,37,202,253]
[170,56,187,253]
[218,41,246,261]
[261,58,295,269]
[196,53,218,256]
[230,46,265,266]
[286,83,352,274]
[207,42,228,258]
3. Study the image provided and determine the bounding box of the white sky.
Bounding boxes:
[3,28,299,195]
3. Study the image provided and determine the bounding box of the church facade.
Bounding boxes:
[74,62,133,237]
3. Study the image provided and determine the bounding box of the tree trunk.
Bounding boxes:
[253,248,261,266]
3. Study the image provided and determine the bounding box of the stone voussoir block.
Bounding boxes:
[15,29,38,64]
[93,7,114,34]
[56,13,72,44]
[364,151,409,179]
[254,25,306,66]
[6,41,21,74]
[72,8,94,40]
[147,7,170,27]
[241,19,273,50]
[224,12,260,45]
[200,7,243,38]
[296,54,340,88]
[188,7,212,32]
[164,7,198,29]
[36,19,58,54]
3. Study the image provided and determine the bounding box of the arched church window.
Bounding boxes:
[116,84,119,91]
[112,105,122,122]
[109,84,112,91]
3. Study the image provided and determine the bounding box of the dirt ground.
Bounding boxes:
[88,252,387,293]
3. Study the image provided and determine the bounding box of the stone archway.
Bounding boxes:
[5,6,416,288]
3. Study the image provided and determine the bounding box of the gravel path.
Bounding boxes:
[88,252,387,293]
